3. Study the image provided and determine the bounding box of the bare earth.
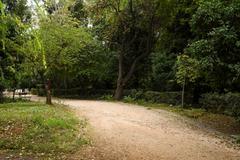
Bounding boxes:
[33,97,240,160]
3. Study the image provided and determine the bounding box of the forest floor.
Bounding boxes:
[32,96,240,160]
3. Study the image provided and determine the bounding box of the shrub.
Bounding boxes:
[123,90,187,105]
[32,88,114,99]
[143,91,183,105]
[52,89,114,99]
[31,88,46,96]
[99,95,113,101]
[31,88,38,95]
[37,88,46,96]
[123,95,136,103]
[200,93,240,120]
[128,89,144,100]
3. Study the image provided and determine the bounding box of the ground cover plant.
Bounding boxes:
[0,101,89,159]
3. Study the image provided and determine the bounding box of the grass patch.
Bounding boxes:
[0,102,89,159]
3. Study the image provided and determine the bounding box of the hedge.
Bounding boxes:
[123,89,193,105]
[31,88,187,104]
[31,88,240,120]
[31,88,114,99]
[200,93,240,120]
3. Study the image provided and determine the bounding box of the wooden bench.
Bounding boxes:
[16,89,32,100]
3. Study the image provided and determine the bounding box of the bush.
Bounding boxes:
[38,88,46,96]
[123,95,136,103]
[144,91,184,105]
[127,89,144,100]
[31,88,38,95]
[30,88,115,99]
[52,89,114,99]
[99,95,113,101]
[30,88,46,96]
[123,90,187,105]
[200,93,240,120]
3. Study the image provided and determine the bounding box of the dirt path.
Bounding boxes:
[32,97,240,160]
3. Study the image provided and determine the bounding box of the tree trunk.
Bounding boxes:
[114,46,151,100]
[113,5,155,100]
[12,88,16,101]
[114,83,124,100]
[181,77,186,108]
[0,92,3,103]
[45,79,52,105]
[114,52,124,100]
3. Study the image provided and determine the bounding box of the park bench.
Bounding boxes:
[16,89,32,100]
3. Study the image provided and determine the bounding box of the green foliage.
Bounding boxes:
[124,89,199,105]
[142,91,183,105]
[21,2,110,90]
[70,0,86,22]
[2,0,31,23]
[32,87,114,99]
[1,0,240,112]
[0,102,89,158]
[186,0,240,91]
[127,89,144,100]
[200,93,240,120]
[91,0,175,98]
[123,95,136,103]
[99,94,114,101]
[122,90,186,105]
[176,54,200,85]
[151,52,176,91]
[0,0,28,99]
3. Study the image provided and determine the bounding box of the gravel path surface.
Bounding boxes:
[32,97,240,160]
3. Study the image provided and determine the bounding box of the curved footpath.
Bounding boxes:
[32,96,240,160]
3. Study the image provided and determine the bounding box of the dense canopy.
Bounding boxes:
[0,0,240,110]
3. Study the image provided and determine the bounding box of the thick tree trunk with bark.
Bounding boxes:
[114,52,125,100]
[114,51,150,100]
[114,83,124,100]
[113,0,158,100]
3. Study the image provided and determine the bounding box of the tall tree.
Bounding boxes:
[185,0,240,93]
[0,0,27,101]
[22,0,108,103]
[90,0,174,100]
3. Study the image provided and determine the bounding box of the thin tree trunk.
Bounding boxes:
[181,77,186,108]
[12,88,16,101]
[45,79,52,105]
[0,92,3,103]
